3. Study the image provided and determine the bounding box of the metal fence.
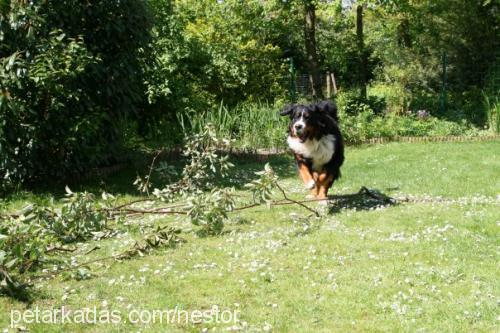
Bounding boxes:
[285,53,500,112]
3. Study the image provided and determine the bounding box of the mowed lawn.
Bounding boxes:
[1,141,499,332]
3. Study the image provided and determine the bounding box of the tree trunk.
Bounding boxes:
[356,4,367,101]
[304,1,323,100]
[397,17,412,48]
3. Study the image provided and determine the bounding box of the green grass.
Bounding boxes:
[1,141,499,332]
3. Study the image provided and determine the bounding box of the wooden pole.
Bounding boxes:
[331,72,338,95]
[326,71,331,98]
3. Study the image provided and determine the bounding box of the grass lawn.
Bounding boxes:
[1,141,499,332]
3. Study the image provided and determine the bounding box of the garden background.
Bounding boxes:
[1,0,498,190]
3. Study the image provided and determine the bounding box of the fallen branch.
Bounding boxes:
[110,208,187,216]
[111,198,157,210]
[46,246,77,254]
[274,182,320,217]
[32,226,184,282]
[108,194,321,217]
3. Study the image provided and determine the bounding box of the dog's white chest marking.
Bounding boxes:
[287,134,335,170]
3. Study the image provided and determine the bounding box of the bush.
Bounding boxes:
[336,90,386,115]
[338,109,477,144]
[0,1,152,192]
[0,32,99,191]
[446,89,488,126]
[483,92,500,134]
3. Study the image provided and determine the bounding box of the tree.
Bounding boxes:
[303,0,323,99]
[356,3,367,100]
[149,0,286,107]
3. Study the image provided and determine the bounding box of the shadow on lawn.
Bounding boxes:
[11,154,295,202]
[76,154,296,195]
[219,154,295,188]
[327,187,398,214]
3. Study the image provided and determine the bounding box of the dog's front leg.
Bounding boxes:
[296,159,315,191]
[316,171,333,200]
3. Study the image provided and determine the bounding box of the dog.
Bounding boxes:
[280,100,344,201]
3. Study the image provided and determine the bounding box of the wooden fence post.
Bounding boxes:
[326,71,331,98]
[331,72,338,96]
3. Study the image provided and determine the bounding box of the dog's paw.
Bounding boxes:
[305,180,316,190]
[317,199,329,206]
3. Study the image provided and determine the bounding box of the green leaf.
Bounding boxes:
[5,258,18,269]
[65,185,73,195]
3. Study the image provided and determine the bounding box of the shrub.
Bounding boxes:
[483,93,500,134]
[336,90,386,115]
[0,32,99,191]
[0,0,152,192]
[338,109,476,144]
[336,90,372,115]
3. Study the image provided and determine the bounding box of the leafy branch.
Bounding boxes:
[244,163,319,216]
[33,226,185,283]
[0,124,322,300]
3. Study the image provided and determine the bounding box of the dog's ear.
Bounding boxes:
[311,103,327,127]
[311,103,321,113]
[280,104,294,116]
[313,100,339,123]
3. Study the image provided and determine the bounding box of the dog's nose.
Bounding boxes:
[294,123,303,130]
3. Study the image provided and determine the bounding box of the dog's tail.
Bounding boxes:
[316,100,339,123]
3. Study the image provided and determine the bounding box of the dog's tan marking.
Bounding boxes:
[297,160,315,190]
[315,171,333,200]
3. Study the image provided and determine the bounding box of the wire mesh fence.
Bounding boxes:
[283,53,500,105]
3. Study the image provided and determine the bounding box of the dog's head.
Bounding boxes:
[280,103,324,142]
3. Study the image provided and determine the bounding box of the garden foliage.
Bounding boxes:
[0,0,151,191]
[1,0,498,191]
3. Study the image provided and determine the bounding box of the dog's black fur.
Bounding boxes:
[280,100,344,196]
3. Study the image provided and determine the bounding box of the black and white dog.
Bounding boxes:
[280,100,344,200]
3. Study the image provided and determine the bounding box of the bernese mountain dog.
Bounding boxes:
[280,100,344,201]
